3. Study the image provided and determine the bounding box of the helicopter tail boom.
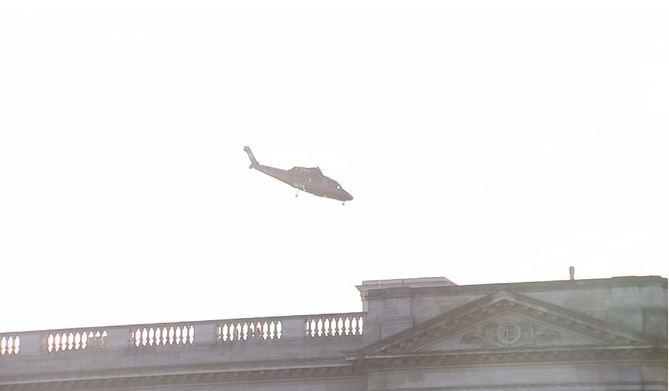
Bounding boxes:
[244,146,259,169]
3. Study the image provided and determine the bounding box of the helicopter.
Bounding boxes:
[244,146,353,204]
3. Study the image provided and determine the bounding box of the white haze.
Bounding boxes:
[0,0,667,332]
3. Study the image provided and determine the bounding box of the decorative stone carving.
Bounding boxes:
[461,317,561,348]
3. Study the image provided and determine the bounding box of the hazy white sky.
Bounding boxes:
[0,0,667,333]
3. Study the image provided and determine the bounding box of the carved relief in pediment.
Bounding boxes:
[422,313,602,352]
[460,317,561,348]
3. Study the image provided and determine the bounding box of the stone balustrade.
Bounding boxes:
[130,324,194,347]
[305,313,365,337]
[0,335,20,356]
[47,330,107,352]
[217,319,283,342]
[0,312,366,361]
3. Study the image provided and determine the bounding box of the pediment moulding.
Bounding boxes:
[358,290,653,356]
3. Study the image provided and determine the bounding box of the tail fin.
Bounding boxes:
[244,146,259,169]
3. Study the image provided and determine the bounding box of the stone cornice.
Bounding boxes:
[357,346,667,370]
[0,363,364,391]
[2,346,664,391]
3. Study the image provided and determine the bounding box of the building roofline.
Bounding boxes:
[361,275,667,299]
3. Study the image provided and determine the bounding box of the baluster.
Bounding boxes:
[5,337,12,355]
[169,327,175,345]
[232,324,239,342]
[13,336,20,354]
[176,326,183,344]
[188,326,194,344]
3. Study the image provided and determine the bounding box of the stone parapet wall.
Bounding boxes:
[0,312,366,387]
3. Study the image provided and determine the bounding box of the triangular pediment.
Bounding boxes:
[358,291,651,356]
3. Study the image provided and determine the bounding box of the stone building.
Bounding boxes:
[1,276,667,390]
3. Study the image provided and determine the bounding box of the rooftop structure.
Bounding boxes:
[0,275,666,390]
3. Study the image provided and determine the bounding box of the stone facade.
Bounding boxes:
[0,276,666,390]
